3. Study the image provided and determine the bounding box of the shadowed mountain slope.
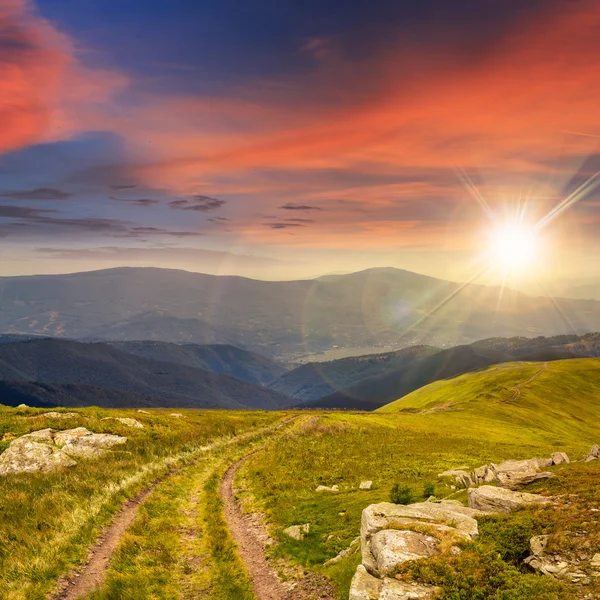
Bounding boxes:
[109,341,287,385]
[0,339,290,409]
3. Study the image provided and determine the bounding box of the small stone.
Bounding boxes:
[101,417,144,429]
[32,412,78,420]
[137,410,151,414]
[360,480,373,490]
[169,413,184,418]
[283,523,310,541]
[316,485,339,492]
[590,554,600,568]
[551,452,570,465]
[530,535,549,556]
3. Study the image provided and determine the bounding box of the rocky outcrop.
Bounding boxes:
[467,486,553,513]
[524,534,593,585]
[350,566,438,600]
[351,499,485,599]
[440,455,558,490]
[0,427,128,475]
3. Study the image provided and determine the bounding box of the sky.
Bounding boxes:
[1,0,600,286]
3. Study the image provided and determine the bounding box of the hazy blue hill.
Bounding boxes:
[0,339,291,409]
[109,340,287,385]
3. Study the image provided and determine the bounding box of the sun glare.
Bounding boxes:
[490,222,538,273]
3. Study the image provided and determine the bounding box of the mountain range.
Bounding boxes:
[0,333,597,411]
[2,267,600,360]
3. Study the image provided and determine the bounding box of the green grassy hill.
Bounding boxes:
[377,359,600,442]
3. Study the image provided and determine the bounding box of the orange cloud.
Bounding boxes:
[0,0,125,153]
[122,0,600,193]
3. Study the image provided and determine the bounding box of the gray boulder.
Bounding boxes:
[467,486,552,513]
[101,417,144,429]
[438,469,472,488]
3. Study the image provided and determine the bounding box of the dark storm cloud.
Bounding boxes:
[169,195,226,211]
[208,216,231,222]
[279,203,322,211]
[110,185,137,190]
[1,188,72,200]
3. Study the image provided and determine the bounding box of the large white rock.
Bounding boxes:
[0,438,77,475]
[360,481,374,490]
[349,566,438,600]
[491,459,553,489]
[370,530,439,576]
[0,427,128,475]
[55,428,128,458]
[361,501,484,573]
[438,469,472,488]
[467,485,552,513]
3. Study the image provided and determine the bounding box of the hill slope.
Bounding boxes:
[0,339,290,409]
[270,345,438,402]
[108,341,287,385]
[289,333,593,410]
[378,359,600,435]
[2,266,600,359]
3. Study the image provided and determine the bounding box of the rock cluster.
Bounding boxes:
[438,453,570,490]
[350,485,556,599]
[0,427,128,475]
[349,499,485,599]
[524,533,596,586]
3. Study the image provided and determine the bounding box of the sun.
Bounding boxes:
[489,222,539,274]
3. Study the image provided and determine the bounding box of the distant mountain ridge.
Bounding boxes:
[1,267,600,360]
[283,333,599,410]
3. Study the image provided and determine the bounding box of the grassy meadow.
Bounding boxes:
[1,358,600,599]
[237,359,600,599]
[0,405,281,600]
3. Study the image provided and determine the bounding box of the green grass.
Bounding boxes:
[86,417,300,600]
[238,360,600,598]
[0,406,279,600]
